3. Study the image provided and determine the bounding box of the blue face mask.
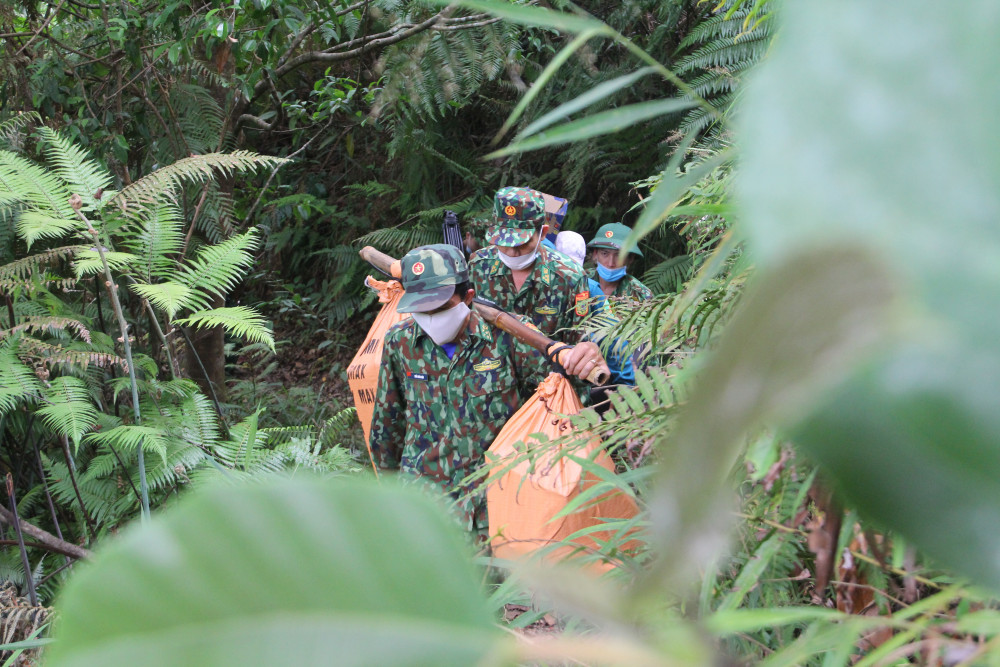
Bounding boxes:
[596,263,627,282]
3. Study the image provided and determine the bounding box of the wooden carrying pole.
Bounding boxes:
[359,246,609,385]
[359,246,402,278]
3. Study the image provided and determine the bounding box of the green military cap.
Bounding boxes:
[488,186,545,247]
[396,244,469,313]
[587,222,642,257]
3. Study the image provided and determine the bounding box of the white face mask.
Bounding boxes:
[411,302,471,345]
[497,235,541,271]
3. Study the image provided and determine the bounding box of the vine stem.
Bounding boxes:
[6,472,38,606]
[70,195,150,522]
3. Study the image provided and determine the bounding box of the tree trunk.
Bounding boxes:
[183,294,227,402]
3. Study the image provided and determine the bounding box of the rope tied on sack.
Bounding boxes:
[364,276,404,303]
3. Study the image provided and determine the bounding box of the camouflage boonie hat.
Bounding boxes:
[488,186,545,247]
[587,222,642,257]
[396,244,469,313]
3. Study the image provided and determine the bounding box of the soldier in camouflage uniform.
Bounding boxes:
[469,187,597,344]
[369,244,608,539]
[587,222,654,301]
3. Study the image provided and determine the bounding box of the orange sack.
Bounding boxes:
[486,373,639,568]
[347,277,409,467]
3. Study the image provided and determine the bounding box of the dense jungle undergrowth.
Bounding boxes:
[3,0,1000,665]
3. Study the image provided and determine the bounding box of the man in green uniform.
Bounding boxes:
[469,186,595,342]
[368,244,608,538]
[587,222,654,301]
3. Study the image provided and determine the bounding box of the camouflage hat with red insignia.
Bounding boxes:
[587,222,642,257]
[488,186,546,247]
[396,244,469,313]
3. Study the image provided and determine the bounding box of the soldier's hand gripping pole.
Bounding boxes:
[472,301,609,385]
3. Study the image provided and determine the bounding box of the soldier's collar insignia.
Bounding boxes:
[539,265,552,286]
[475,317,493,342]
[473,358,501,372]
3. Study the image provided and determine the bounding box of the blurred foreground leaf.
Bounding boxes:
[644,246,895,590]
[739,0,1000,587]
[47,477,507,667]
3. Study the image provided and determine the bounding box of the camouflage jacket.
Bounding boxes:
[369,309,551,534]
[469,245,591,342]
[588,271,654,301]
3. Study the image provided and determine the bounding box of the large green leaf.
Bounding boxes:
[643,247,895,591]
[423,0,609,34]
[738,0,1000,587]
[487,99,695,159]
[47,477,509,667]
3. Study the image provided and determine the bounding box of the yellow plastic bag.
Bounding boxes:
[347,277,409,468]
[486,373,638,569]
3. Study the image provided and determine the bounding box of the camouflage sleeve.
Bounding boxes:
[509,324,550,400]
[368,345,405,470]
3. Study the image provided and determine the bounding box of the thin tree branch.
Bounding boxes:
[275,22,317,70]
[0,506,92,560]
[15,0,68,57]
[236,113,276,130]
[32,432,71,566]
[242,118,331,227]
[6,473,38,605]
[60,435,98,542]
[0,539,86,561]
[335,0,372,17]
[271,9,451,83]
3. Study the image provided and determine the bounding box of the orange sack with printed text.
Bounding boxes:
[347,277,409,465]
[486,373,639,569]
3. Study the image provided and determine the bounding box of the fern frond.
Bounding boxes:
[0,111,40,148]
[177,229,258,302]
[86,424,169,462]
[175,306,274,351]
[0,245,83,286]
[0,344,42,414]
[37,375,98,447]
[143,440,208,490]
[16,212,84,248]
[0,151,75,218]
[18,336,128,372]
[170,84,225,155]
[111,152,288,212]
[643,254,694,293]
[120,201,184,282]
[72,249,138,277]
[37,127,115,213]
[130,281,196,320]
[356,225,440,257]
[193,183,236,243]
[178,393,221,449]
[3,316,91,343]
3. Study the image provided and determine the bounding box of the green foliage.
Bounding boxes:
[47,478,502,667]
[672,2,774,139]
[737,0,1000,589]
[12,1,1000,666]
